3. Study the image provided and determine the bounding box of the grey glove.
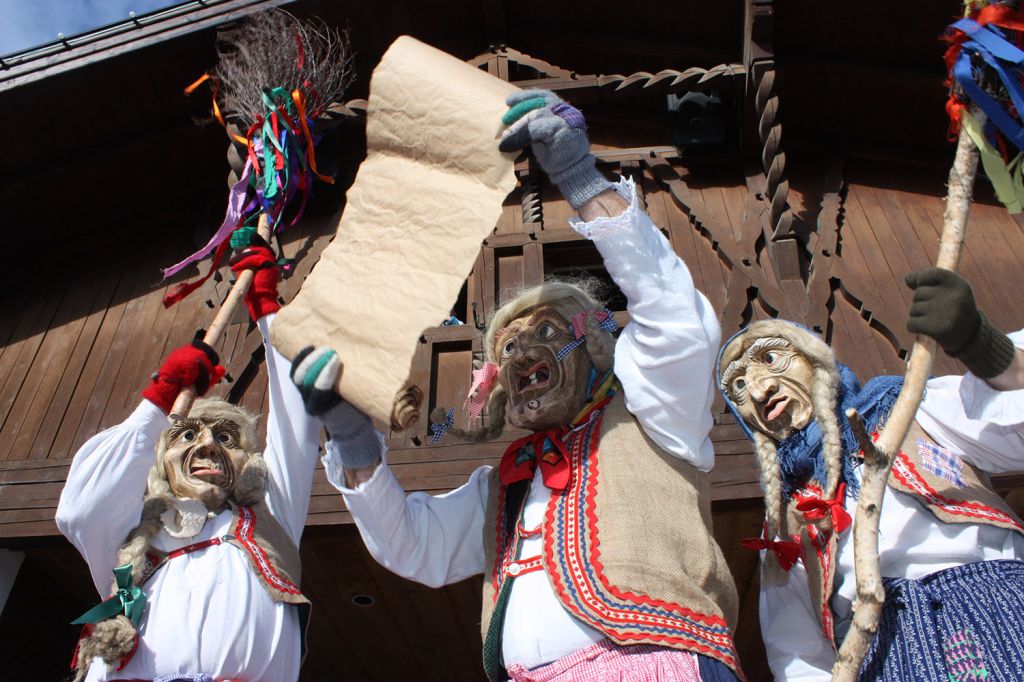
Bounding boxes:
[499,89,612,210]
[291,346,383,469]
[905,268,1015,378]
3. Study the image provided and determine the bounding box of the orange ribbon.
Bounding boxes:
[292,89,334,184]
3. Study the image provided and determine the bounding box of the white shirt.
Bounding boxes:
[333,177,721,670]
[760,330,1024,681]
[56,315,322,682]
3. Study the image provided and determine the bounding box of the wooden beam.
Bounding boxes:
[0,0,295,92]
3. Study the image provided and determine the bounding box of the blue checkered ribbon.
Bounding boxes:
[917,438,966,488]
[430,408,455,444]
[557,309,619,360]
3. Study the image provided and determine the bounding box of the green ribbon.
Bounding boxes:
[259,87,296,206]
[962,110,1024,214]
[71,564,146,628]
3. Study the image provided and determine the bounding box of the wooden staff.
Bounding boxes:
[830,111,983,680]
[169,213,272,421]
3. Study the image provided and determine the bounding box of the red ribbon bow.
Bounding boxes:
[796,482,852,534]
[740,537,802,571]
[499,428,571,490]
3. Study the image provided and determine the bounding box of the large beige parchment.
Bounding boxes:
[271,36,518,427]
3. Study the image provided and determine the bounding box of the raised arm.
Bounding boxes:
[229,241,324,544]
[258,314,324,544]
[290,346,488,586]
[500,89,720,470]
[56,341,224,594]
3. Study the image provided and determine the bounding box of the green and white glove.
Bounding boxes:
[291,346,383,469]
[905,268,1015,378]
[499,89,612,210]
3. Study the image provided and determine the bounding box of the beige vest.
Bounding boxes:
[480,396,742,677]
[785,420,1024,643]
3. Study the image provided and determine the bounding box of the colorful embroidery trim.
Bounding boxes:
[542,412,742,672]
[234,506,302,595]
[918,439,967,488]
[892,452,1024,532]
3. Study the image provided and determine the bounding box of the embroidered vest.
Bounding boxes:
[480,395,742,679]
[146,501,311,609]
[783,420,1024,644]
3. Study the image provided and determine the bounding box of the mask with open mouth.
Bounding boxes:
[493,306,594,432]
[160,416,251,510]
[720,336,815,440]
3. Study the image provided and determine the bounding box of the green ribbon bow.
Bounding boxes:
[71,563,146,628]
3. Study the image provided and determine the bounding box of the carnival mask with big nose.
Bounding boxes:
[161,417,251,510]
[494,307,594,431]
[721,337,815,441]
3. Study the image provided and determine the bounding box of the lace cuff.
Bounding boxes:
[568,176,642,240]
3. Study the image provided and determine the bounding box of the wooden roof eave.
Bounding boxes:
[0,0,294,93]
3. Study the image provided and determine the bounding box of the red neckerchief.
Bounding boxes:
[499,395,613,490]
[796,482,853,534]
[740,537,802,571]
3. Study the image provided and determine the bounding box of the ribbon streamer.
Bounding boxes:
[71,564,146,628]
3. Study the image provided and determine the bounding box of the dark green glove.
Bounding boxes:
[905,267,1015,378]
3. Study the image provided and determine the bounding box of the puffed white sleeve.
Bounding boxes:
[55,400,168,595]
[916,329,1024,473]
[760,560,835,681]
[259,313,324,545]
[568,177,720,471]
[323,445,490,588]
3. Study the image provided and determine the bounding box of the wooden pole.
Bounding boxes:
[830,111,982,680]
[168,213,273,421]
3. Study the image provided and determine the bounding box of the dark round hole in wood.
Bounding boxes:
[352,594,375,607]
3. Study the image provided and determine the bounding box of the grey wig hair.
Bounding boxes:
[719,320,843,553]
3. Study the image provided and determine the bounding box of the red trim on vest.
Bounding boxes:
[806,523,836,647]
[891,451,1024,532]
[233,506,302,595]
[490,483,509,603]
[542,412,742,673]
[504,555,544,578]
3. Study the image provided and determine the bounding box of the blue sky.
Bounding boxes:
[1,0,180,55]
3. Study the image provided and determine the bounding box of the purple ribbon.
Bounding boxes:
[162,160,253,279]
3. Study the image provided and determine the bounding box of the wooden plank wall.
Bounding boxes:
[4,149,1024,534]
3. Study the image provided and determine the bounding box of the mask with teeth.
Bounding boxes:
[161,417,250,510]
[153,398,263,512]
[492,306,594,431]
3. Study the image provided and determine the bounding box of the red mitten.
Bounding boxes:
[142,340,226,413]
[230,244,280,321]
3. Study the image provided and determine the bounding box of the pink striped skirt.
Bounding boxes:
[505,640,702,682]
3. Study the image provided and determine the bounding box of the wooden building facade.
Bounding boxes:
[2,0,1023,679]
